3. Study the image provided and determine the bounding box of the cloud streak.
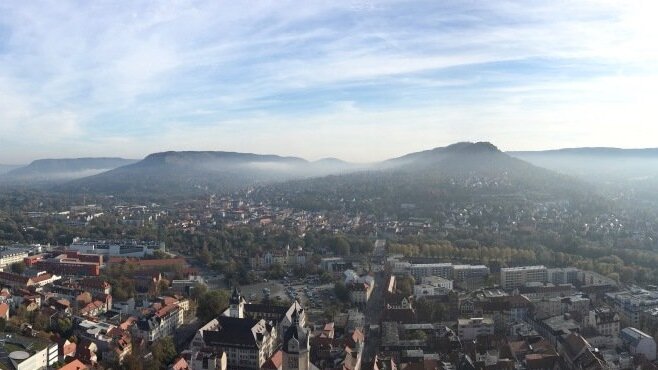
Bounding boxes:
[0,1,657,163]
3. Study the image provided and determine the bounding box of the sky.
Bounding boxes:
[1,1,658,164]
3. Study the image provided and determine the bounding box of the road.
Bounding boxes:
[363,270,386,362]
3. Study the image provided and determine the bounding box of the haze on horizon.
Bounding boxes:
[1,1,658,165]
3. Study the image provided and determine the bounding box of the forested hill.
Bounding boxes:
[253,142,592,215]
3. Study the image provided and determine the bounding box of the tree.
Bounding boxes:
[334,282,350,302]
[396,275,415,297]
[10,261,26,274]
[197,290,230,323]
[190,283,208,301]
[150,337,177,368]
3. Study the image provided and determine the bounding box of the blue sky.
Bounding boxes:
[1,1,657,163]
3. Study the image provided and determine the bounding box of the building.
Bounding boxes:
[547,267,580,285]
[35,252,101,276]
[348,282,374,307]
[134,303,184,342]
[534,314,581,347]
[320,258,348,273]
[606,287,658,327]
[414,276,453,298]
[585,308,620,337]
[282,310,314,370]
[409,263,454,279]
[0,271,60,290]
[457,318,494,341]
[194,316,277,369]
[0,302,9,320]
[0,248,29,270]
[190,289,308,370]
[452,265,490,281]
[500,266,547,290]
[69,238,163,258]
[620,327,657,361]
[4,339,58,370]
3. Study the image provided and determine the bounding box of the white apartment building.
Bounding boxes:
[500,265,548,289]
[409,263,454,279]
[0,249,29,270]
[620,327,657,361]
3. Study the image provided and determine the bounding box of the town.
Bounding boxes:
[2,210,658,370]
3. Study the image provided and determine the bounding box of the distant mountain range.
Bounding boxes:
[0,157,137,184]
[261,142,587,214]
[62,151,361,195]
[509,147,658,182]
[0,164,22,175]
[2,144,658,199]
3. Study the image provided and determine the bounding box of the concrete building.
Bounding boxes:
[547,267,580,285]
[620,327,656,361]
[457,317,494,341]
[414,276,453,298]
[69,238,163,258]
[409,263,454,279]
[500,266,548,290]
[0,248,29,270]
[452,265,490,281]
[606,287,658,327]
[6,342,58,370]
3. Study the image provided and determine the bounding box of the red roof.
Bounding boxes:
[0,302,9,318]
[261,350,282,370]
[59,359,89,370]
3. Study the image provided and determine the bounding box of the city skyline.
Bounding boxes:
[1,1,657,164]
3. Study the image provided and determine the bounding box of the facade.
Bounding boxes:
[547,267,580,285]
[199,316,277,369]
[0,271,60,290]
[457,317,494,341]
[35,253,101,276]
[585,308,620,337]
[348,282,374,307]
[7,342,58,370]
[0,249,29,270]
[134,303,184,342]
[282,311,310,370]
[606,287,658,327]
[320,258,348,273]
[409,263,454,279]
[69,238,163,258]
[620,327,657,361]
[500,265,548,289]
[452,265,490,281]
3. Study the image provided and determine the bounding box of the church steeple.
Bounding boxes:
[229,287,244,318]
[283,308,309,370]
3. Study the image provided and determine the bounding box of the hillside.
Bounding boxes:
[0,164,22,175]
[0,157,137,184]
[254,142,589,215]
[510,147,658,181]
[62,151,359,196]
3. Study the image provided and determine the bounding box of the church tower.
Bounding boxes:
[229,287,244,318]
[282,310,310,370]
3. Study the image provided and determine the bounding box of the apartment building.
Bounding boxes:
[500,265,548,289]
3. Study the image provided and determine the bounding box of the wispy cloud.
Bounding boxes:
[0,0,657,163]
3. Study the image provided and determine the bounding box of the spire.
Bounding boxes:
[230,287,241,304]
[291,307,300,327]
